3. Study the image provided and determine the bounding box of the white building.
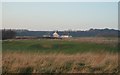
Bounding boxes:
[53,32,59,38]
[61,35,72,38]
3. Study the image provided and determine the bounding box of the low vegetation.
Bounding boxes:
[2,37,118,53]
[2,37,119,73]
[2,52,118,73]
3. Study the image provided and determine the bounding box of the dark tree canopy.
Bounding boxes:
[2,29,16,40]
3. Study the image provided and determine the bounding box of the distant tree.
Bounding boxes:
[2,29,16,40]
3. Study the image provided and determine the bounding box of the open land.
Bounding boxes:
[2,37,119,73]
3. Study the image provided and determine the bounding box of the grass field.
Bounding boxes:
[2,37,119,53]
[2,37,119,73]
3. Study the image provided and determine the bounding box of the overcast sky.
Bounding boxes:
[2,2,118,31]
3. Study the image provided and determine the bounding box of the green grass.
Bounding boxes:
[2,39,118,54]
[2,38,119,73]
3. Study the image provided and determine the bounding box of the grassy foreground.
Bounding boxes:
[2,37,119,73]
[3,52,118,73]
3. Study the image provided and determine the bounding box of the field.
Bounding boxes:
[2,37,119,73]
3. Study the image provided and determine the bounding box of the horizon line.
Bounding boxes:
[1,28,119,31]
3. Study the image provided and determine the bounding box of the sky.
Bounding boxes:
[2,2,118,31]
[1,0,119,2]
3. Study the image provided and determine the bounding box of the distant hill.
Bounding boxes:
[14,28,120,37]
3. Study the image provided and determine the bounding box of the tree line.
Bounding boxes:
[1,28,119,40]
[1,29,16,40]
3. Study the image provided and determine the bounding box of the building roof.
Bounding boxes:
[53,32,59,37]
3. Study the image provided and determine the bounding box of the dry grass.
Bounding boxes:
[2,52,118,73]
[2,37,119,73]
[0,53,2,74]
